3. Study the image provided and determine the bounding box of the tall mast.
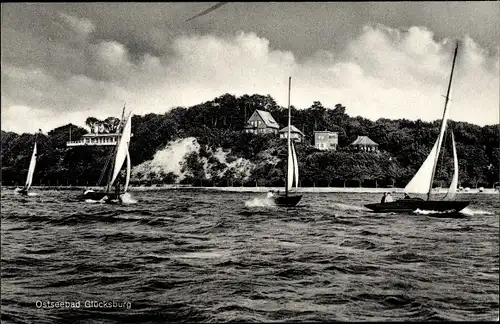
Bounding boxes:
[427,42,459,201]
[285,76,291,197]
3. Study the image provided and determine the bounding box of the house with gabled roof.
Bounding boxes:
[349,135,379,151]
[279,125,304,143]
[244,110,280,135]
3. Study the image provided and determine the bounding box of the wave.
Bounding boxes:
[332,202,369,212]
[121,192,137,204]
[244,196,276,208]
[459,207,494,216]
[414,207,494,216]
[83,192,137,204]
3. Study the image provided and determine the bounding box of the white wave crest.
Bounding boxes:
[459,207,494,216]
[413,208,457,215]
[120,192,137,204]
[244,197,276,208]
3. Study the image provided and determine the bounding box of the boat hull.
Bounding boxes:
[364,199,470,214]
[18,189,29,196]
[78,190,123,204]
[274,194,302,207]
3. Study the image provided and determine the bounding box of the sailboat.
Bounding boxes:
[79,108,133,204]
[273,77,302,207]
[365,42,470,214]
[18,140,38,196]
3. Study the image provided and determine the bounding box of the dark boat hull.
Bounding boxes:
[364,199,470,214]
[19,189,29,196]
[274,194,302,207]
[78,190,123,204]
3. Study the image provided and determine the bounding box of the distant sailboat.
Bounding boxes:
[365,42,470,214]
[19,141,38,195]
[272,77,302,207]
[79,108,133,204]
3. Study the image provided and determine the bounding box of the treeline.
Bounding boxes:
[1,93,499,188]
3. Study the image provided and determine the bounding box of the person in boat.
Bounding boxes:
[115,179,121,197]
[381,192,387,203]
[267,190,275,198]
[404,193,411,199]
[385,192,394,203]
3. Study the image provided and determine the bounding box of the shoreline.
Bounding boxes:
[3,185,498,194]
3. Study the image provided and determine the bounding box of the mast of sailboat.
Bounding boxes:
[106,105,127,193]
[426,42,459,201]
[285,76,291,198]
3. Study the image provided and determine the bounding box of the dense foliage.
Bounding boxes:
[1,93,498,188]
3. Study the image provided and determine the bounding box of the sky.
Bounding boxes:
[1,2,499,134]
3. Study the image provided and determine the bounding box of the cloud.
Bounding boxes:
[1,22,499,134]
[58,12,95,39]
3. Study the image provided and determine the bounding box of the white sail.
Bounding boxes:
[286,76,294,192]
[404,139,439,194]
[124,148,131,193]
[287,139,294,192]
[25,142,37,190]
[291,141,299,188]
[444,131,458,200]
[109,112,132,187]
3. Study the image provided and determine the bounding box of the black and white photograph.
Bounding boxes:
[1,2,499,322]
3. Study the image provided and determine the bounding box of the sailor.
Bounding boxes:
[115,179,121,196]
[404,193,411,199]
[381,192,387,203]
[385,192,394,203]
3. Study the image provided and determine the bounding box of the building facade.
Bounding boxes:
[66,133,134,147]
[349,135,379,151]
[279,125,304,143]
[314,131,338,150]
[244,110,280,135]
[66,133,129,147]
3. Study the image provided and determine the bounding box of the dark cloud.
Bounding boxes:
[1,2,498,133]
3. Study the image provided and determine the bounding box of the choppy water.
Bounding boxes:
[1,189,498,323]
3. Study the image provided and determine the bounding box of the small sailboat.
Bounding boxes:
[79,108,133,204]
[365,42,470,214]
[272,77,302,207]
[18,140,38,196]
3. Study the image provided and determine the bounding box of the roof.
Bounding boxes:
[314,130,338,134]
[350,136,378,146]
[255,110,279,129]
[83,133,121,137]
[279,125,304,136]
